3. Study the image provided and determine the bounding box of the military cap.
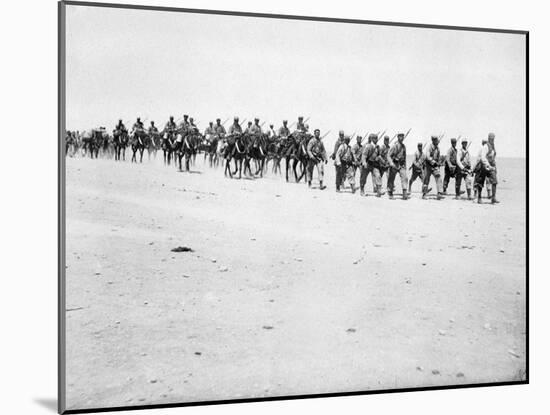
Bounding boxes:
[461,138,468,143]
[488,132,495,139]
[384,135,390,140]
[254,118,259,122]
[216,118,221,122]
[314,128,320,133]
[137,117,141,121]
[270,124,274,127]
[169,116,174,120]
[451,138,457,143]
[283,120,288,123]
[118,119,123,123]
[397,132,405,138]
[234,116,239,121]
[417,142,423,147]
[298,116,304,120]
[151,121,155,125]
[339,130,345,135]
[344,135,351,141]
[369,133,377,139]
[431,135,439,140]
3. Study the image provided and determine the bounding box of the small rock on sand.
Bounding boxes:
[346,328,356,333]
[262,325,274,330]
[218,266,229,272]
[432,369,440,375]
[416,366,423,371]
[171,246,194,253]
[149,379,157,384]
[456,372,465,378]
[438,329,446,336]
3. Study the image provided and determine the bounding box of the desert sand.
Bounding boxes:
[64,153,526,410]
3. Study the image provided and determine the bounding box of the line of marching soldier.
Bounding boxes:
[326,131,499,204]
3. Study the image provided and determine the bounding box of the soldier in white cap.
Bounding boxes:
[474,132,499,204]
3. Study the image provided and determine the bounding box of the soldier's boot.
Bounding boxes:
[319,181,326,190]
[454,187,461,200]
[351,184,357,194]
[467,189,472,200]
[388,190,394,200]
[308,180,312,188]
[376,186,384,197]
[408,183,412,195]
[402,190,408,200]
[477,188,482,204]
[422,185,427,199]
[436,192,445,200]
[360,186,365,196]
[486,187,492,199]
[491,184,499,204]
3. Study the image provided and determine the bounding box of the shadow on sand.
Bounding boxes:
[34,398,57,412]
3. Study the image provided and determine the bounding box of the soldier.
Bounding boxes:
[163,116,177,135]
[228,116,243,135]
[148,121,159,138]
[215,118,226,137]
[278,120,290,138]
[189,117,198,132]
[204,121,216,137]
[306,128,327,190]
[360,134,383,197]
[378,135,391,183]
[335,136,356,193]
[331,130,345,160]
[115,119,127,134]
[245,121,253,135]
[296,116,306,132]
[457,138,473,200]
[423,135,444,200]
[250,118,262,135]
[268,124,277,140]
[387,133,409,200]
[132,117,144,133]
[474,133,499,204]
[351,135,363,179]
[408,142,428,194]
[443,138,461,197]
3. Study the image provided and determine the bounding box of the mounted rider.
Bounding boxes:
[250,118,262,136]
[296,116,306,133]
[228,116,243,135]
[215,118,226,137]
[278,120,290,139]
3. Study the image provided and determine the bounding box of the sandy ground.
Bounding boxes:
[64,152,526,410]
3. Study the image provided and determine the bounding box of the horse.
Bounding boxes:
[247,133,269,177]
[223,133,248,179]
[130,128,147,163]
[282,133,310,182]
[161,132,176,165]
[146,132,160,161]
[175,131,201,172]
[112,130,128,161]
[266,138,283,175]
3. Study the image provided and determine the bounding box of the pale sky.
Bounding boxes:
[65,4,526,157]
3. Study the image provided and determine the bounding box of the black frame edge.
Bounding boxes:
[62,0,528,35]
[58,1,67,414]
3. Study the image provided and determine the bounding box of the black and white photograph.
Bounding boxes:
[59,1,527,412]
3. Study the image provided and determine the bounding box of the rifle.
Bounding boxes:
[321,130,331,139]
[350,131,357,140]
[222,118,229,126]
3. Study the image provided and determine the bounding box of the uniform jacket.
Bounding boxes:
[228,123,243,135]
[424,143,441,167]
[306,137,327,162]
[388,141,407,167]
[335,143,353,166]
